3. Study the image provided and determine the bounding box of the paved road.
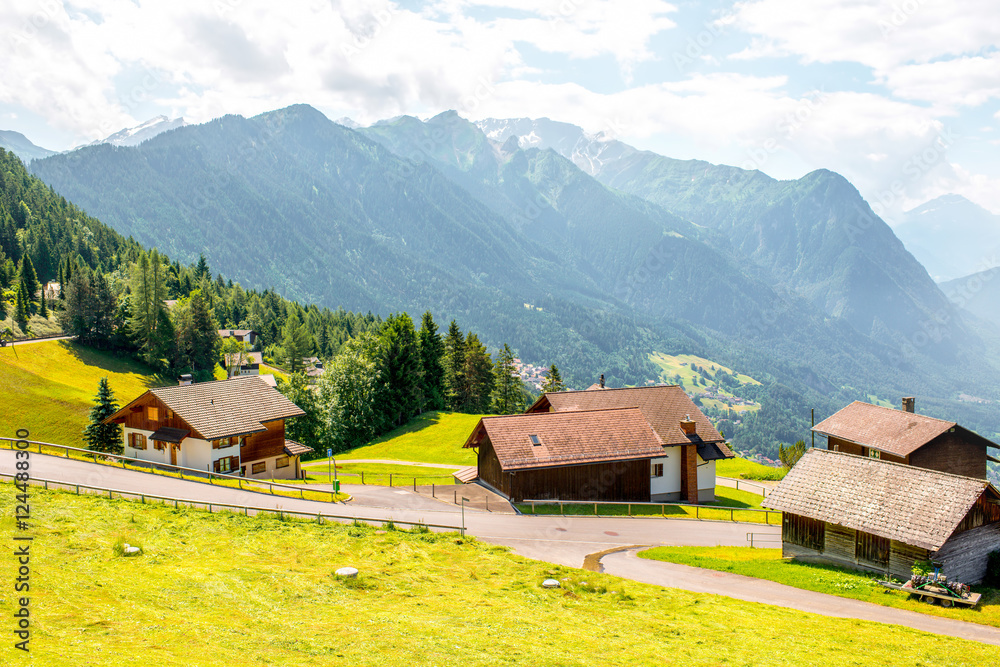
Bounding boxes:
[0,450,770,564]
[7,450,1000,645]
[4,335,76,346]
[600,549,1000,646]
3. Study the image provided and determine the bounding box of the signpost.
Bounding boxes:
[461,497,470,537]
[327,448,339,493]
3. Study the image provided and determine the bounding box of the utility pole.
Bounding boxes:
[810,408,815,448]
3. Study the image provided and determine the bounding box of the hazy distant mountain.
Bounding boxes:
[940,266,1000,327]
[478,117,964,362]
[82,116,186,149]
[894,194,1000,282]
[0,130,58,162]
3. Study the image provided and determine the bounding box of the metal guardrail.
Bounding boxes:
[521,498,781,524]
[717,476,772,497]
[0,436,338,502]
[746,532,782,548]
[0,472,462,532]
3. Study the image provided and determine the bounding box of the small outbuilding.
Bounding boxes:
[763,448,1000,584]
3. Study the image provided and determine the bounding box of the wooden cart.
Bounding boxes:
[880,580,982,608]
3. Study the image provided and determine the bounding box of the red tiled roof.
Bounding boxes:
[813,401,964,457]
[529,385,728,451]
[464,407,665,471]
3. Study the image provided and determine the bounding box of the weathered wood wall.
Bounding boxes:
[781,521,929,579]
[910,431,987,479]
[935,523,1000,584]
[117,394,201,437]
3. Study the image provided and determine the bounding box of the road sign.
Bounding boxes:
[327,448,332,457]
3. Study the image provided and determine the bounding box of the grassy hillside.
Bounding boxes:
[716,457,787,481]
[337,411,484,465]
[2,485,996,666]
[0,340,168,444]
[648,351,761,414]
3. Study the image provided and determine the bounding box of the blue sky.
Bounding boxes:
[1,0,998,219]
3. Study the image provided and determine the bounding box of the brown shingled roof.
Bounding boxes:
[813,401,960,457]
[464,407,665,471]
[529,385,729,452]
[283,440,313,457]
[762,448,995,551]
[106,376,304,441]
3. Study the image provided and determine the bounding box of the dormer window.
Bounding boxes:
[529,434,541,446]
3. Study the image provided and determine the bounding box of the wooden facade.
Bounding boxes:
[477,438,651,503]
[781,501,1000,583]
[239,419,286,468]
[828,431,988,479]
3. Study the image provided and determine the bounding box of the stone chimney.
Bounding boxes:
[599,374,605,389]
[902,397,915,413]
[680,414,697,436]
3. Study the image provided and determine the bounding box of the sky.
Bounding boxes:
[1,0,999,221]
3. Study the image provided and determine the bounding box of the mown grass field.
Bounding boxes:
[1,485,996,666]
[639,546,1000,629]
[0,340,168,444]
[716,456,787,481]
[648,352,761,413]
[336,411,484,465]
[303,461,460,487]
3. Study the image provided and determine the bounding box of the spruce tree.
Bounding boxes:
[378,313,423,426]
[18,256,39,314]
[38,289,48,318]
[491,343,523,414]
[83,377,123,454]
[443,320,466,411]
[14,279,30,332]
[462,332,494,413]
[282,312,312,372]
[418,311,446,412]
[541,364,565,394]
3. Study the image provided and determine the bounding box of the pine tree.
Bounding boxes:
[82,377,123,454]
[282,312,312,372]
[14,279,30,332]
[541,364,565,394]
[491,343,524,414]
[38,289,48,318]
[194,254,211,281]
[18,255,39,313]
[187,289,220,377]
[462,332,494,413]
[443,320,466,411]
[379,313,423,426]
[418,311,446,412]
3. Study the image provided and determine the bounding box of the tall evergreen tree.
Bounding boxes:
[82,377,123,454]
[462,332,494,413]
[279,372,324,453]
[491,343,524,415]
[187,289,219,376]
[281,312,312,372]
[194,253,211,281]
[13,279,30,332]
[418,311,446,412]
[443,320,466,411]
[541,364,565,394]
[379,313,423,426]
[18,255,39,313]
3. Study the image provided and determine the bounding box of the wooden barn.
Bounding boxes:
[813,397,998,479]
[763,449,1000,583]
[525,385,733,502]
[463,408,667,503]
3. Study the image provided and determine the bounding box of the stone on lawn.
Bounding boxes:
[336,567,359,578]
[542,579,561,589]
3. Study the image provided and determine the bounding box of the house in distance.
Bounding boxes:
[463,384,733,503]
[105,375,312,479]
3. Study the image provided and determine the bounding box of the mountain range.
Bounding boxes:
[22,105,1000,457]
[893,194,1000,283]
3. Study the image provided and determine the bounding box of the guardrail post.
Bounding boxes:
[628,503,631,517]
[696,505,699,519]
[389,473,393,488]
[432,484,435,498]
[730,508,734,522]
[361,471,365,485]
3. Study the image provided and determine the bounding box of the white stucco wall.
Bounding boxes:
[182,438,212,471]
[123,427,168,465]
[649,450,681,497]
[698,457,716,491]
